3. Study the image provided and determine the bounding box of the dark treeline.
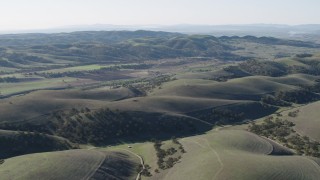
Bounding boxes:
[239,59,288,77]
[0,131,76,159]
[0,109,210,145]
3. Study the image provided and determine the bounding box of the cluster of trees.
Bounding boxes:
[110,74,174,93]
[36,71,84,78]
[0,59,15,68]
[249,117,320,157]
[212,66,251,82]
[295,53,313,58]
[117,64,153,70]
[295,59,320,75]
[221,53,320,80]
[153,138,185,170]
[172,137,186,153]
[83,63,153,73]
[57,108,200,144]
[0,108,203,145]
[0,122,53,135]
[137,164,152,177]
[239,59,288,77]
[275,90,320,104]
[193,108,245,125]
[37,66,122,79]
[286,135,320,156]
[37,63,154,79]
[249,117,295,138]
[303,82,320,93]
[135,75,173,92]
[0,131,75,159]
[288,110,300,117]
[0,159,4,165]
[260,82,320,106]
[260,94,292,107]
[0,52,51,66]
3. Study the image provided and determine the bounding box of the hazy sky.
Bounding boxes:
[1,0,319,30]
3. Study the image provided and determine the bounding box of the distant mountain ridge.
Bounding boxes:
[1,24,320,37]
[1,30,320,67]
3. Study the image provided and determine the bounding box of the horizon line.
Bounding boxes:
[1,23,320,35]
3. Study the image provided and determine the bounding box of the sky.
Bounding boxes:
[0,0,320,31]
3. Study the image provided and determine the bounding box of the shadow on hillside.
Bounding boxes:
[187,102,279,125]
[90,152,138,180]
[0,102,279,154]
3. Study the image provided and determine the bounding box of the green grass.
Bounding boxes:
[51,64,106,72]
[153,130,320,180]
[0,78,80,95]
[0,149,139,180]
[111,95,243,113]
[41,63,140,73]
[39,64,110,74]
[0,150,104,180]
[104,142,158,178]
[269,73,318,86]
[282,101,320,141]
[0,87,134,123]
[98,129,320,180]
[151,76,297,100]
[0,66,18,73]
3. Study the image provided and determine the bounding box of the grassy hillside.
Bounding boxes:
[165,131,320,180]
[1,66,319,147]
[151,76,297,100]
[1,31,320,179]
[110,96,244,113]
[282,101,320,141]
[0,149,140,180]
[0,130,76,159]
[103,129,320,180]
[0,129,320,179]
[0,87,139,123]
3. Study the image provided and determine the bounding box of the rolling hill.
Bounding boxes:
[103,129,320,180]
[282,101,320,141]
[0,149,140,180]
[1,30,320,179]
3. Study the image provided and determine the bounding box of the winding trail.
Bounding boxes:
[83,150,107,180]
[201,138,224,180]
[116,148,145,180]
[182,136,224,180]
[83,147,144,180]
